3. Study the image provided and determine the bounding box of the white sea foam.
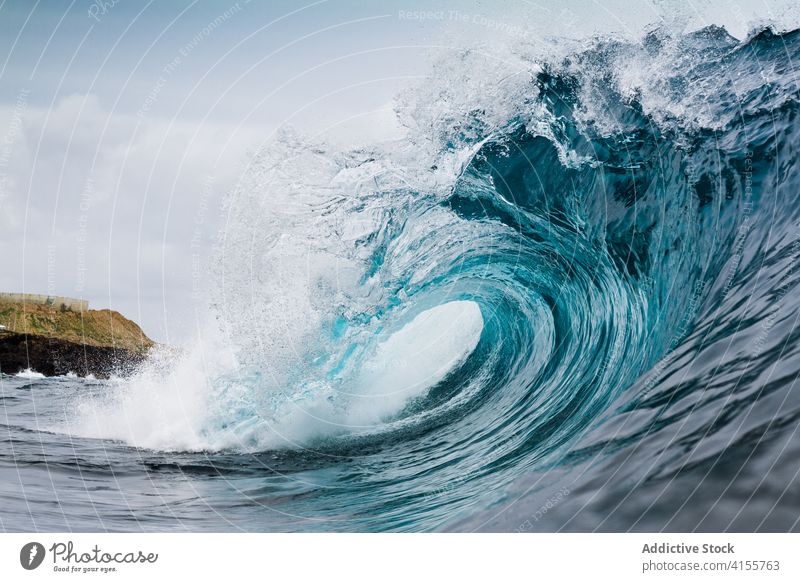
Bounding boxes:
[65,301,482,451]
[16,368,45,379]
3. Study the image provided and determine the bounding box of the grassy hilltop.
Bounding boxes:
[0,300,153,353]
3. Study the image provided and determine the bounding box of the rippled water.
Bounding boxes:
[3,26,800,532]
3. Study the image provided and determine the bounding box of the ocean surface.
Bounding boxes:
[3,26,800,532]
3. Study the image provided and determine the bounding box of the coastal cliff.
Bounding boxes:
[0,299,153,378]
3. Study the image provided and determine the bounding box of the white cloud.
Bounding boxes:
[0,93,264,343]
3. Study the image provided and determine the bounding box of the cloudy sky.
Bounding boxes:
[0,0,796,344]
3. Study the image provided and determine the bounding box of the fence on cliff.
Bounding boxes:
[0,293,89,312]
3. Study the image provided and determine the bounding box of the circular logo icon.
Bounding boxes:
[20,542,46,570]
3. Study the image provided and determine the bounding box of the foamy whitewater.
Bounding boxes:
[3,24,800,531]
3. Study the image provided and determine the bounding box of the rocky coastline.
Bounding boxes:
[0,296,153,378]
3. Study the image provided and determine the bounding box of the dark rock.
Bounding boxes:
[0,331,148,378]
